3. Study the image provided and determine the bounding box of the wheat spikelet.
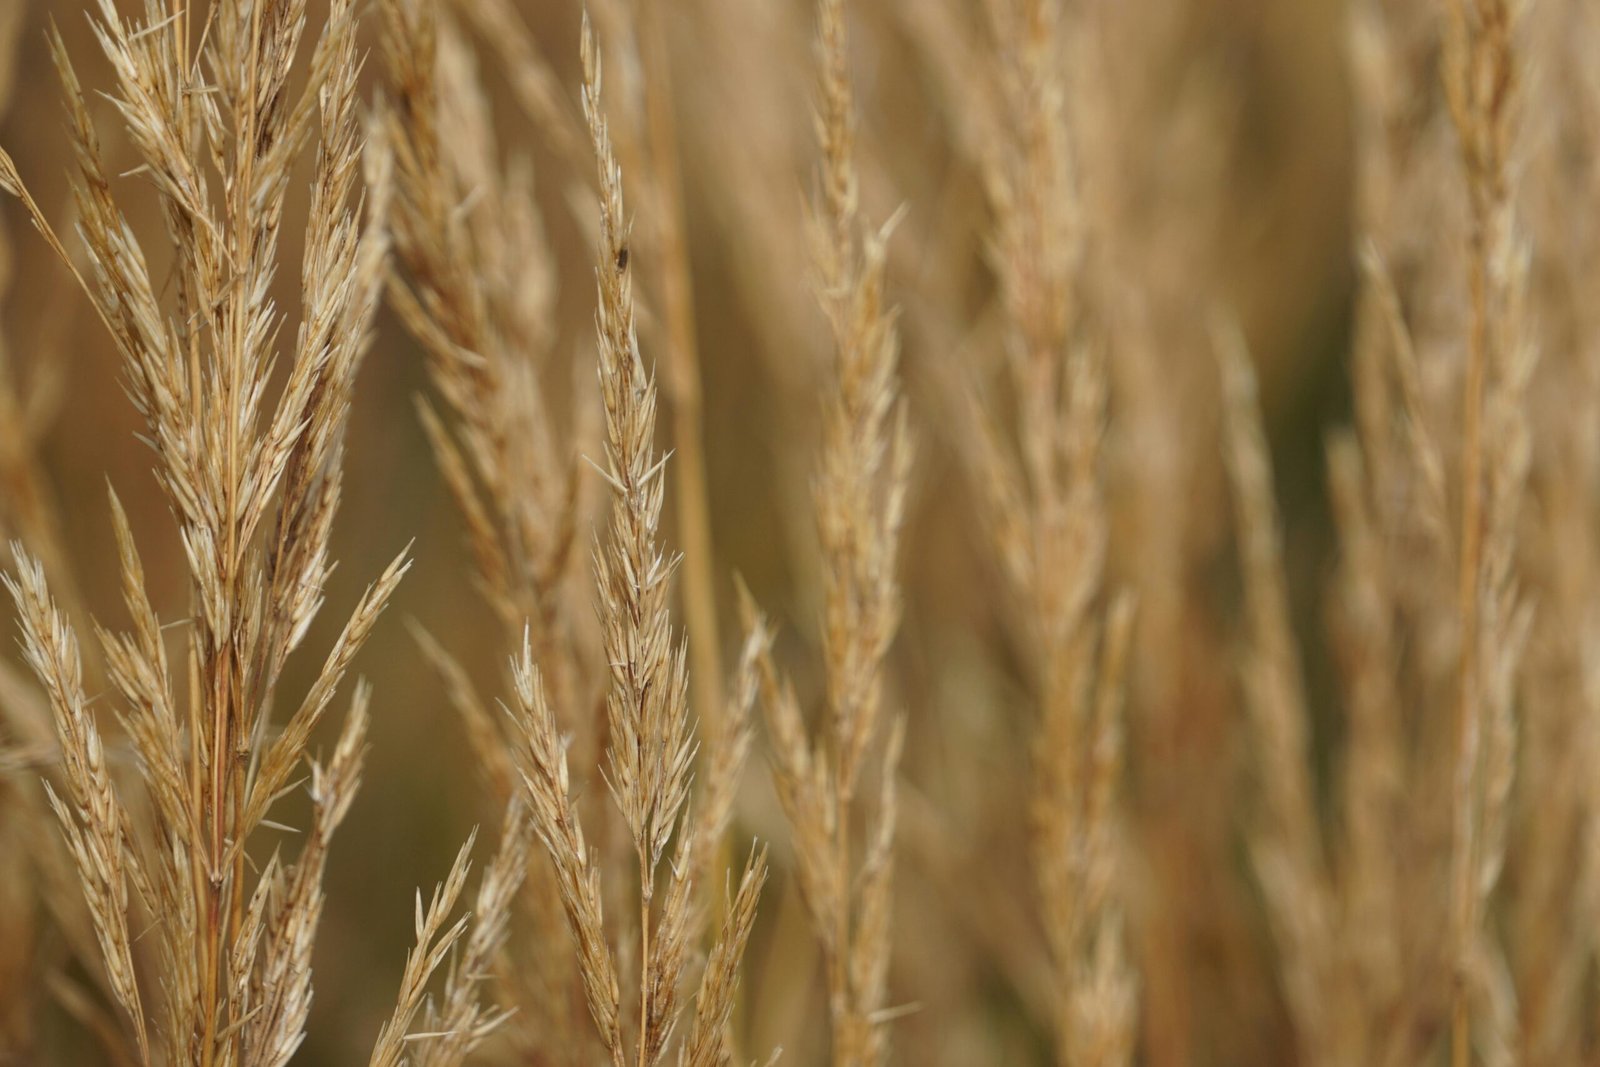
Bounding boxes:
[0,3,111,1053]
[377,2,602,1054]
[966,1,1139,1062]
[1,0,1594,1061]
[1440,1,1532,1062]
[1214,319,1354,1067]
[506,17,768,1067]
[744,3,911,1064]
[0,0,523,1061]
[367,813,533,1067]
[1498,5,1600,1061]
[678,847,768,1067]
[1216,3,1535,1062]
[379,0,591,716]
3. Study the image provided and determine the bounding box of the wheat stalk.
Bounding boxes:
[629,0,725,761]
[508,17,767,1067]
[379,0,592,725]
[1215,318,1353,1067]
[376,7,604,1054]
[0,3,102,1053]
[1440,2,1531,1062]
[0,1,518,1061]
[743,3,911,1064]
[964,2,1139,1063]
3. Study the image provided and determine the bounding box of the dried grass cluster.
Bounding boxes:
[3,0,1600,1064]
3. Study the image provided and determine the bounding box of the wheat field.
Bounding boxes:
[0,0,1594,1064]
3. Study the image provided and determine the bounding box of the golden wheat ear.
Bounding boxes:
[736,2,915,1064]
[498,13,774,1067]
[0,0,423,1059]
[954,1,1142,1062]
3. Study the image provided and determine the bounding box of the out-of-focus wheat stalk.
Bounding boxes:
[1223,2,1534,1064]
[1440,1,1531,1063]
[0,0,76,776]
[745,2,910,1064]
[0,11,75,632]
[1312,1,1459,1062]
[1502,4,1600,1063]
[509,17,767,1067]
[954,1,1139,1063]
[1214,320,1353,1067]
[380,0,594,736]
[448,0,589,174]
[0,4,55,1053]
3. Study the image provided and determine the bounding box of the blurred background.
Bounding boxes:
[0,0,1368,1063]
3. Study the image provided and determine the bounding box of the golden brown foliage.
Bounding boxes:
[7,0,1600,1064]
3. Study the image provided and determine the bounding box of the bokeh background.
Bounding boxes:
[0,0,1368,1063]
